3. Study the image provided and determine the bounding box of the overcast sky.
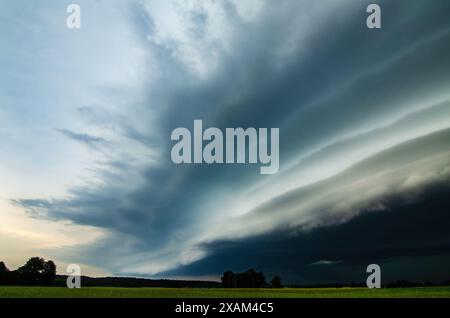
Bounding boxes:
[1,0,450,283]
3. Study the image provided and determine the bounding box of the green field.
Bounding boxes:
[1,286,450,298]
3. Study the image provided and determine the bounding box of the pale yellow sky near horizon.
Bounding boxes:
[0,199,110,277]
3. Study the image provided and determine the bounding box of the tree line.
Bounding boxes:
[221,269,282,288]
[0,257,56,286]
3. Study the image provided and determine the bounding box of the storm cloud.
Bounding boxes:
[3,0,450,282]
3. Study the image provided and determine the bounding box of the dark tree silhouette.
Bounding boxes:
[0,262,8,274]
[221,270,235,288]
[0,257,58,286]
[41,260,57,286]
[221,269,268,288]
[271,275,282,288]
[18,257,45,285]
[0,262,10,285]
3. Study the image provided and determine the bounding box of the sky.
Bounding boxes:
[1,0,450,284]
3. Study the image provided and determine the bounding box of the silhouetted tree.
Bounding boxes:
[41,260,57,286]
[0,262,8,273]
[0,262,10,285]
[221,270,235,288]
[221,269,267,288]
[271,275,282,288]
[18,257,45,285]
[12,257,57,286]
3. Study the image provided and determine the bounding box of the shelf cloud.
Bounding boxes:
[2,0,450,282]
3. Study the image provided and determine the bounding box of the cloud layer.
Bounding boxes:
[2,0,450,281]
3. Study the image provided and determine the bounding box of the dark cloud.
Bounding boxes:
[11,0,450,281]
[161,182,450,284]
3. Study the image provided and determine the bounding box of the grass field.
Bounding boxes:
[1,286,450,298]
